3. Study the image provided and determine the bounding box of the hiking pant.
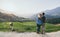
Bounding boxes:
[41,23,45,33]
[36,24,41,32]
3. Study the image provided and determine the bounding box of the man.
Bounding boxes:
[41,12,46,34]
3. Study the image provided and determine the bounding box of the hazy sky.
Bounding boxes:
[0,0,60,17]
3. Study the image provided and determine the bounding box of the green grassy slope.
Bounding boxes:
[0,22,60,32]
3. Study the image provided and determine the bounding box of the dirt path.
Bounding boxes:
[0,31,60,37]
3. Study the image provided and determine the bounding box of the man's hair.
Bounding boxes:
[42,12,45,15]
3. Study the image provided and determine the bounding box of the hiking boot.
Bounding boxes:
[36,32,40,34]
[41,32,45,34]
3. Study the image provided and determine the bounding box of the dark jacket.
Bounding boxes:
[42,16,46,23]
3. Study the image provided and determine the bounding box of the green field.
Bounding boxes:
[0,22,60,32]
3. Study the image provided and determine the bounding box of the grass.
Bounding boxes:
[45,23,60,32]
[0,22,60,32]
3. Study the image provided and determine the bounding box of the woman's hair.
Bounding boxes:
[38,13,42,19]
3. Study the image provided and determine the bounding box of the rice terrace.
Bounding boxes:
[0,22,60,32]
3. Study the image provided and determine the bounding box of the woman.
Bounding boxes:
[36,13,43,34]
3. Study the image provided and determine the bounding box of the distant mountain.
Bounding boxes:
[30,7,60,20]
[45,7,60,19]
[0,9,25,22]
[0,9,33,22]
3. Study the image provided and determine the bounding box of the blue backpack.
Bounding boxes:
[36,17,43,25]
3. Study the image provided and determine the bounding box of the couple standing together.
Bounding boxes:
[36,12,46,34]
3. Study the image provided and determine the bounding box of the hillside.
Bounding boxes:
[0,9,25,22]
[30,7,60,20]
[45,7,60,18]
[29,7,60,24]
[0,9,33,22]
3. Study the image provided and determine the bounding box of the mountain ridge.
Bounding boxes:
[0,9,25,22]
[30,7,60,20]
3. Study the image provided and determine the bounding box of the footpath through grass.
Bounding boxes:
[0,22,60,32]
